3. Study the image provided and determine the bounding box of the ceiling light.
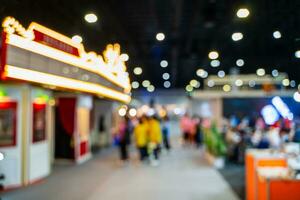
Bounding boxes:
[194,81,200,88]
[290,80,296,88]
[196,69,205,77]
[232,32,243,41]
[223,84,231,92]
[160,60,168,68]
[84,13,98,23]
[293,92,300,103]
[156,33,165,41]
[273,31,281,39]
[207,80,215,87]
[208,51,219,59]
[235,79,243,87]
[185,85,193,92]
[164,81,171,88]
[131,81,139,89]
[282,78,290,86]
[71,35,82,43]
[120,54,129,61]
[133,67,142,75]
[162,72,170,80]
[210,59,220,67]
[295,50,300,58]
[236,59,244,67]
[147,85,155,92]
[249,80,256,87]
[237,8,250,18]
[190,79,198,87]
[256,68,265,76]
[272,69,279,77]
[218,70,225,78]
[202,71,208,78]
[142,80,150,87]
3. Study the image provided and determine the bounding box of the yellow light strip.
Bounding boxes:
[6,34,131,90]
[4,65,131,103]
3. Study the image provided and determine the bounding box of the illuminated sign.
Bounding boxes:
[271,96,294,120]
[1,17,131,103]
[261,105,279,125]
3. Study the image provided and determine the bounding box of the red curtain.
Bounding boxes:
[58,98,76,135]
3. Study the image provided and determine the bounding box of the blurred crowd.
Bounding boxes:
[113,114,171,166]
[222,115,300,164]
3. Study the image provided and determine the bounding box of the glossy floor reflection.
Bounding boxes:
[2,141,239,200]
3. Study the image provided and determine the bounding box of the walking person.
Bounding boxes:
[133,116,149,162]
[148,115,162,166]
[180,113,192,145]
[161,115,171,151]
[117,116,131,165]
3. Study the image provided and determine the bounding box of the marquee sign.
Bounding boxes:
[0,17,131,103]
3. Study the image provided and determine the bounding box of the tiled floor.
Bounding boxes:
[2,142,239,200]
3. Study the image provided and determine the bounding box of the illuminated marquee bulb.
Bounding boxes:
[120,54,129,61]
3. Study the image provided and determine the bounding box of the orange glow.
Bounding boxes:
[4,65,131,103]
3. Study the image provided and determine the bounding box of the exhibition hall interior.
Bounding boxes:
[0,0,300,200]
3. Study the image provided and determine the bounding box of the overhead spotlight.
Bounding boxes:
[207,80,215,87]
[185,85,193,92]
[131,81,139,89]
[210,59,220,67]
[120,54,129,61]
[196,69,205,77]
[71,35,82,43]
[272,69,279,77]
[295,50,300,58]
[84,13,98,23]
[218,70,225,78]
[232,32,243,41]
[160,60,168,68]
[236,59,244,67]
[142,80,150,87]
[237,8,250,18]
[235,79,243,87]
[194,81,200,88]
[282,78,290,86]
[249,80,256,87]
[164,81,171,88]
[223,84,231,92]
[256,68,265,76]
[208,51,219,59]
[156,33,165,41]
[202,71,208,78]
[162,73,170,80]
[196,69,208,78]
[294,92,300,103]
[147,85,155,92]
[133,67,143,75]
[290,80,296,88]
[190,79,198,87]
[273,31,282,39]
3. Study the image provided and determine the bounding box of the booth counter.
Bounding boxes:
[246,148,300,200]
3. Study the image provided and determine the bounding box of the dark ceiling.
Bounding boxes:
[1,0,300,89]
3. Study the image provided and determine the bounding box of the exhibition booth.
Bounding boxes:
[0,17,131,189]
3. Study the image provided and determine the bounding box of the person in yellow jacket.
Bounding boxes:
[134,116,149,161]
[148,116,163,165]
